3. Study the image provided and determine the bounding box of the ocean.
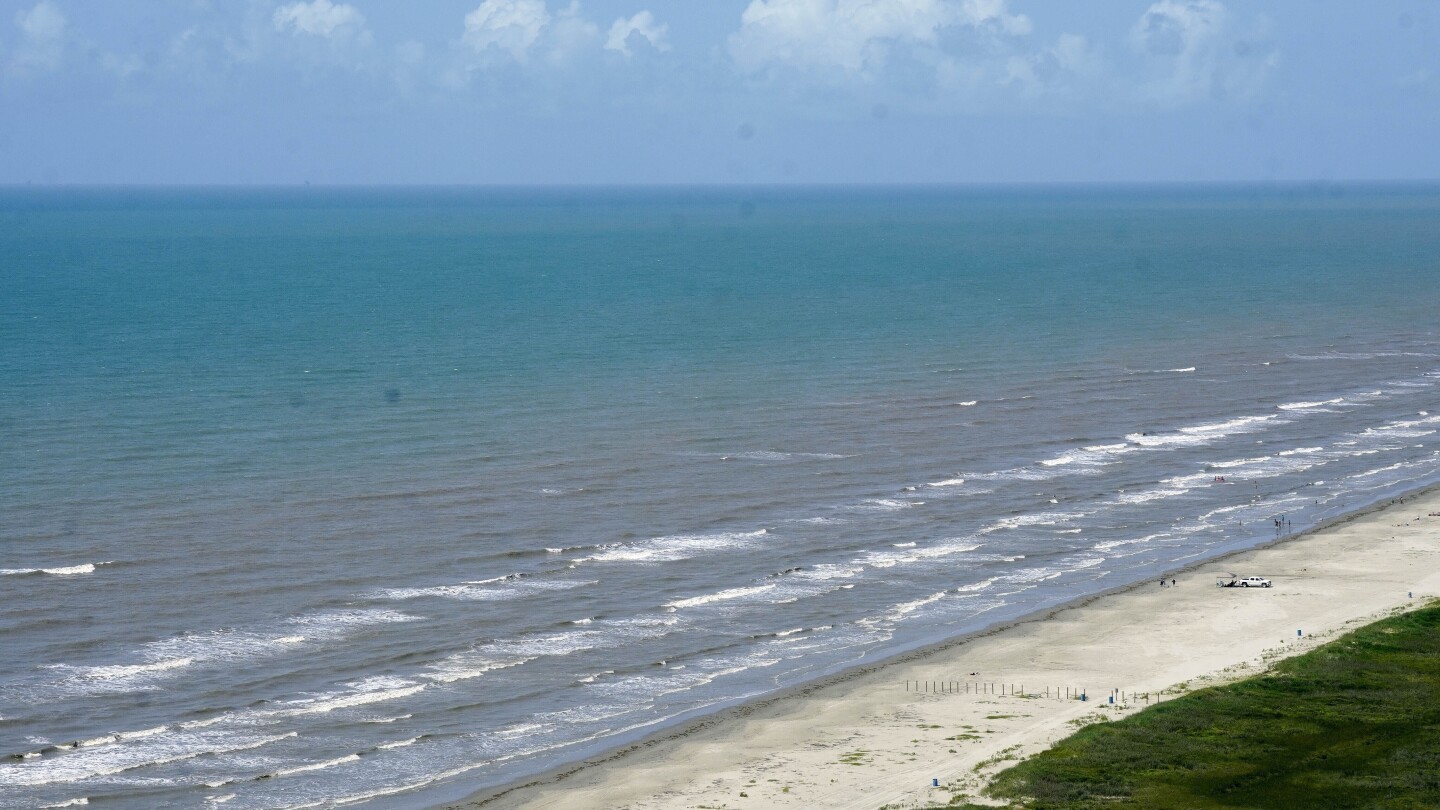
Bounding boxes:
[3,185,1440,809]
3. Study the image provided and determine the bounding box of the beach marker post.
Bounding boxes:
[1297,629,1302,637]
[932,779,939,787]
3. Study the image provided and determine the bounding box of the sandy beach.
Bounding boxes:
[457,487,1440,810]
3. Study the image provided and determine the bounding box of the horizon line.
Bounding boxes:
[4,179,1440,191]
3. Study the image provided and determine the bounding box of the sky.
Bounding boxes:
[1,0,1438,185]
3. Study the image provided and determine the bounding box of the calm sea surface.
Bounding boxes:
[3,186,1440,808]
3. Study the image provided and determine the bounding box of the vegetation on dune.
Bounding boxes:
[972,603,1440,809]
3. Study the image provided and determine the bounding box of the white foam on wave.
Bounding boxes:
[849,498,919,511]
[1112,483,1194,505]
[1349,460,1421,480]
[1126,414,1279,448]
[1091,531,1173,551]
[2,562,111,577]
[580,529,770,564]
[283,608,421,633]
[468,573,525,586]
[957,400,978,406]
[793,516,846,525]
[1209,455,1271,469]
[495,722,554,739]
[856,540,981,569]
[1039,443,1135,467]
[964,466,1069,482]
[504,629,613,657]
[882,590,950,622]
[427,614,680,683]
[44,658,193,681]
[1278,398,1344,411]
[270,676,425,716]
[723,451,793,461]
[666,585,775,610]
[362,714,412,724]
[926,477,966,487]
[954,576,999,593]
[1360,413,1440,439]
[1001,567,1065,585]
[68,726,169,749]
[374,578,592,602]
[268,753,361,779]
[1290,351,1440,362]
[1279,446,1324,456]
[424,655,535,684]
[980,512,1086,533]
[585,652,780,704]
[793,562,865,581]
[41,799,88,807]
[722,450,847,461]
[1212,453,1326,480]
[42,564,97,576]
[27,608,419,697]
[1129,366,1195,374]
[0,730,297,788]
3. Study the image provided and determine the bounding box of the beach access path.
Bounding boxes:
[458,487,1440,810]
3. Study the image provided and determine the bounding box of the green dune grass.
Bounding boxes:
[965,602,1440,809]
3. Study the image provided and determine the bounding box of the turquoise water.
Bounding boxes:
[3,186,1440,808]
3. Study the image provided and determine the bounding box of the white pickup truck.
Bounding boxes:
[1216,575,1272,588]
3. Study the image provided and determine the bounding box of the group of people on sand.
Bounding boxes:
[1159,578,1176,587]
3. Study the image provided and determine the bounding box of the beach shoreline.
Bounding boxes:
[447,483,1440,810]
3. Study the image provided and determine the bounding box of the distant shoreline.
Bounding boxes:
[448,480,1440,809]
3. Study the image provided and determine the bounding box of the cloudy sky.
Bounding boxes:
[2,0,1437,184]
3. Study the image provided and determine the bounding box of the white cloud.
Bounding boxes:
[16,0,63,40]
[1000,32,1099,98]
[545,3,600,64]
[1131,0,1275,103]
[605,10,670,57]
[11,0,67,72]
[464,0,551,61]
[273,0,366,39]
[728,0,1030,78]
